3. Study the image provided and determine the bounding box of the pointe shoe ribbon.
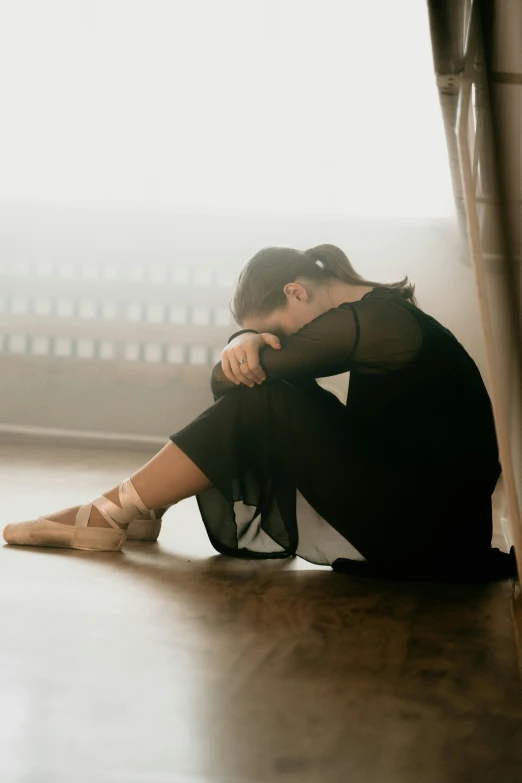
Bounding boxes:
[76,477,150,529]
[3,477,151,552]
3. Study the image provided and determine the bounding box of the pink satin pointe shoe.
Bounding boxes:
[2,477,152,552]
[126,511,164,542]
[127,500,180,541]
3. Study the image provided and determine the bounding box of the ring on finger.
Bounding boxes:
[237,357,247,366]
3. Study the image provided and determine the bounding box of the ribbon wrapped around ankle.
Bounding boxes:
[75,477,150,529]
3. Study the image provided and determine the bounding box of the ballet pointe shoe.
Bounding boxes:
[126,512,163,542]
[2,477,151,552]
[126,502,178,541]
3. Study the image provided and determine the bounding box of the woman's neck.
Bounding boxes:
[324,281,374,308]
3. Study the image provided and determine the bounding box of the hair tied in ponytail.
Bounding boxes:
[231,244,418,323]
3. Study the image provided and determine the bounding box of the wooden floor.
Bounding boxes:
[0,441,521,783]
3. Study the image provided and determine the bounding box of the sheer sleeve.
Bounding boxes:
[210,293,422,399]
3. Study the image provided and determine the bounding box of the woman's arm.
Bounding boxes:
[211,306,360,399]
[211,295,422,399]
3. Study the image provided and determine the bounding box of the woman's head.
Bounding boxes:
[231,244,417,336]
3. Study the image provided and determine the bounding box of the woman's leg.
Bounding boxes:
[41,441,212,528]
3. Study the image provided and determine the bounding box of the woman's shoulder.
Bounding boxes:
[340,285,425,348]
[353,288,467,352]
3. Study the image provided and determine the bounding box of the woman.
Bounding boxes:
[2,244,513,581]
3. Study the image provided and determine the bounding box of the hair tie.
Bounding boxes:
[304,249,325,269]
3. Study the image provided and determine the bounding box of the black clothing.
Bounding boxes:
[170,287,514,582]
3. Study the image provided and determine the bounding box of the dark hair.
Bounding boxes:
[231,243,418,323]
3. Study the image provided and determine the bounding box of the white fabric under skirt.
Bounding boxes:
[233,489,366,566]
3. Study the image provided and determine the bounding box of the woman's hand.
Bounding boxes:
[221,332,281,388]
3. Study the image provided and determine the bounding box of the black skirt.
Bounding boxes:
[170,376,512,583]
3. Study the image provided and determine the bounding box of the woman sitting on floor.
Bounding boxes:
[3,244,513,582]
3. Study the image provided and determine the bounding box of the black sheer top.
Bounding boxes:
[211,287,498,466]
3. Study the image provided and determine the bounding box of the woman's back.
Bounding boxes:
[343,288,499,469]
[212,286,498,461]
